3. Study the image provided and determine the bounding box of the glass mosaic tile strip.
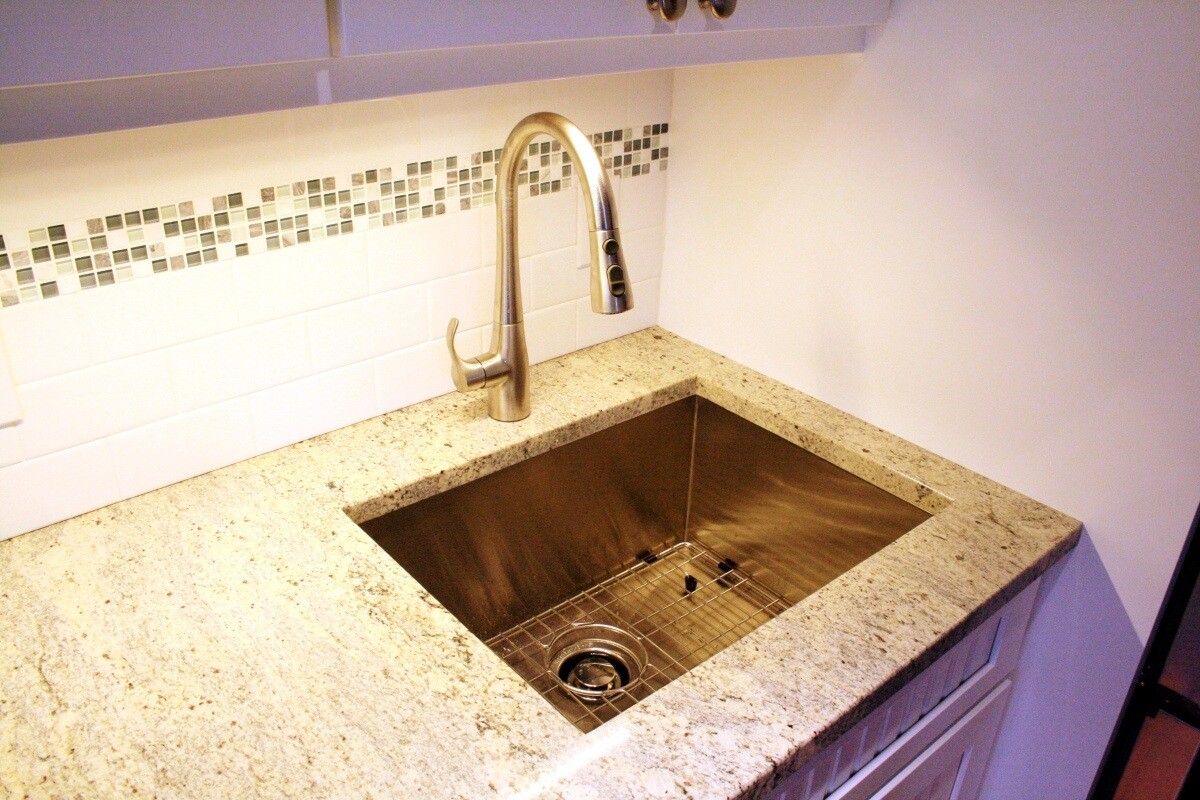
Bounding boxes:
[0,123,669,309]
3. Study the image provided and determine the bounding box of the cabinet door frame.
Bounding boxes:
[868,680,1013,800]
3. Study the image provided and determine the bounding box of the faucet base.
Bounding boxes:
[486,322,530,422]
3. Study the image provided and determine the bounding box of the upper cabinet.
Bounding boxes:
[332,1,888,55]
[0,1,331,87]
[0,1,890,144]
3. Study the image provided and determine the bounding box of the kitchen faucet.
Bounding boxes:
[445,112,632,422]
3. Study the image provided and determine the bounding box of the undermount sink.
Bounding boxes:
[360,397,932,732]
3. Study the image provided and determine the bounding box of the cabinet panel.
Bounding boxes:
[872,681,1012,800]
[0,0,889,142]
[0,1,330,88]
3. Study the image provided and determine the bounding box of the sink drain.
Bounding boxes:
[546,623,647,703]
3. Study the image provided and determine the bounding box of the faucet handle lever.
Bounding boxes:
[446,318,488,393]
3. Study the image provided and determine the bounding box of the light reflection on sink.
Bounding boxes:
[359,397,932,731]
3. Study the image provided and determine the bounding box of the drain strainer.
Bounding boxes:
[546,622,647,703]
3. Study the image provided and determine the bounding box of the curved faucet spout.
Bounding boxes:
[446,112,633,422]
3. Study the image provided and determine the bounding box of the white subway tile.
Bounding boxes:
[478,82,537,148]
[1,294,92,383]
[250,362,377,454]
[624,69,674,131]
[0,135,143,236]
[426,266,500,334]
[620,225,665,281]
[128,113,297,215]
[518,189,577,258]
[529,246,588,311]
[162,263,243,347]
[528,75,629,137]
[73,263,239,364]
[576,276,659,350]
[107,398,256,499]
[0,328,18,428]
[526,301,577,365]
[307,286,428,373]
[375,325,482,415]
[0,425,23,468]
[417,88,488,162]
[233,235,369,327]
[0,440,122,541]
[170,316,310,412]
[289,96,421,185]
[367,210,483,292]
[16,350,178,459]
[617,169,668,233]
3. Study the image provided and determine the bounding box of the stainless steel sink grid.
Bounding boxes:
[361,397,934,733]
[488,541,788,731]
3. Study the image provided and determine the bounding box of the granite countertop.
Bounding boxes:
[0,327,1081,800]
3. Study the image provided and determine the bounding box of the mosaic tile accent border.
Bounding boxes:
[0,122,669,307]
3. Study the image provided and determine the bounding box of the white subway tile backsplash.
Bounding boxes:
[427,266,499,334]
[416,89,489,164]
[576,276,659,350]
[529,246,588,311]
[0,426,22,469]
[0,323,19,427]
[529,74,633,138]
[170,317,310,412]
[485,179,585,272]
[366,209,483,293]
[73,264,240,364]
[620,225,665,281]
[16,350,178,459]
[617,169,668,233]
[0,440,121,541]
[517,189,577,258]
[626,71,675,136]
[288,98,422,189]
[163,264,243,347]
[307,286,428,373]
[233,236,369,327]
[250,363,377,454]
[526,301,578,365]
[0,71,673,540]
[107,398,256,499]
[374,326,483,416]
[1,295,91,383]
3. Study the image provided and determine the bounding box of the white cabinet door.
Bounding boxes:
[873,681,1013,800]
[0,1,331,88]
[0,0,891,142]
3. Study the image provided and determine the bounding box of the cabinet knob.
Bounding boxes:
[646,1,686,23]
[699,0,736,19]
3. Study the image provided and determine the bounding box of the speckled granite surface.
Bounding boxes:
[0,328,1080,800]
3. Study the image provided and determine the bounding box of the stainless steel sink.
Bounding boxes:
[360,397,932,732]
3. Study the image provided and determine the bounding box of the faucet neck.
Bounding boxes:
[494,112,617,326]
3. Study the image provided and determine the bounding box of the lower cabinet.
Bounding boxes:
[764,579,1039,800]
[862,681,1012,800]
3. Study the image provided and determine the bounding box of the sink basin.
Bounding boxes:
[360,397,932,732]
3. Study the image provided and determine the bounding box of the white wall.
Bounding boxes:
[0,71,671,539]
[659,2,1199,797]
